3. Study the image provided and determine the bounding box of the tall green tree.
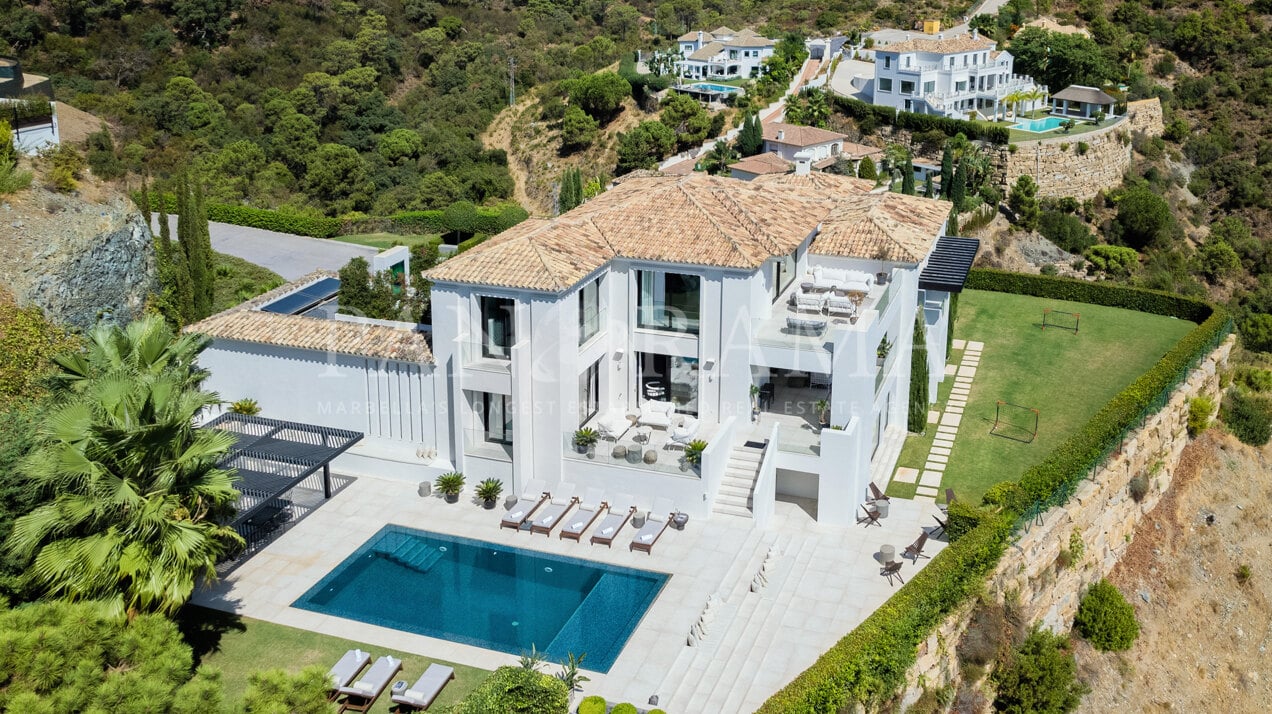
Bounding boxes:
[939,144,954,201]
[559,168,583,213]
[1008,175,1040,230]
[176,175,214,322]
[950,159,968,211]
[902,156,916,195]
[908,315,929,432]
[338,257,375,316]
[616,120,675,174]
[736,113,763,157]
[6,318,242,617]
[857,155,877,181]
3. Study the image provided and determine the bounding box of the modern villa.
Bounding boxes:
[870,30,1044,120]
[190,169,975,528]
[675,27,776,80]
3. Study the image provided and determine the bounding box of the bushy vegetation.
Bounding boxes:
[1073,580,1140,652]
[1038,211,1094,254]
[1221,388,1272,446]
[447,666,569,714]
[990,627,1087,714]
[1187,395,1214,436]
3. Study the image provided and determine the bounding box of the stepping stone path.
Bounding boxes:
[908,340,985,500]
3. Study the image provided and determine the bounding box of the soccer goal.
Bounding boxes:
[1041,308,1080,333]
[990,401,1039,443]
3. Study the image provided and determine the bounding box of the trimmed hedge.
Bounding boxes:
[343,203,529,236]
[456,234,488,254]
[831,95,1010,145]
[759,271,1229,713]
[142,193,342,238]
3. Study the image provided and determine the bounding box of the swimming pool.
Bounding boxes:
[1012,116,1068,133]
[293,526,668,672]
[688,82,740,94]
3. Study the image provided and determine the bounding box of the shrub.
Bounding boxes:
[1236,564,1252,584]
[1038,211,1095,253]
[449,667,569,714]
[1240,313,1272,353]
[1128,474,1149,502]
[1115,184,1173,250]
[1083,245,1138,275]
[982,481,1026,511]
[577,695,607,714]
[1187,395,1214,436]
[1074,580,1140,651]
[991,627,1087,713]
[1234,366,1272,392]
[611,704,638,714]
[1222,388,1272,445]
[944,500,988,542]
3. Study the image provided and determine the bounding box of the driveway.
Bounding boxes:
[157,216,376,281]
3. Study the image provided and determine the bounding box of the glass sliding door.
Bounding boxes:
[479,296,514,359]
[637,270,700,334]
[637,352,698,416]
[578,279,600,345]
[772,251,796,302]
[579,360,600,426]
[483,392,513,445]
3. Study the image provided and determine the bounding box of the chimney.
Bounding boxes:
[697,30,704,44]
[794,150,813,175]
[777,129,785,141]
[972,28,979,39]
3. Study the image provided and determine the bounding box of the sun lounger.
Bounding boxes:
[390,663,455,712]
[530,482,577,536]
[337,655,402,713]
[326,649,371,701]
[500,479,548,530]
[590,497,636,547]
[560,487,607,541]
[630,497,675,554]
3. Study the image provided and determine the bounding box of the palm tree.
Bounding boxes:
[701,141,739,175]
[1003,90,1026,120]
[7,318,242,618]
[883,143,911,189]
[1024,86,1047,115]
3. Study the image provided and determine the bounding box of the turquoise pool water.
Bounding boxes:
[1012,116,1068,133]
[293,526,669,672]
[689,82,740,94]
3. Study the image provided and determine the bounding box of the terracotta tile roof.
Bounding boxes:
[678,30,712,42]
[687,42,726,61]
[710,26,736,36]
[812,192,951,262]
[764,122,848,147]
[841,141,884,159]
[661,157,698,175]
[876,35,997,55]
[726,35,775,48]
[428,173,948,292]
[185,271,434,363]
[729,152,792,176]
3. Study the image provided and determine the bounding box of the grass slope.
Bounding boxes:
[179,606,489,713]
[212,252,284,315]
[331,233,441,250]
[895,290,1194,504]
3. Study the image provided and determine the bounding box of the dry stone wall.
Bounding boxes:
[899,333,1233,709]
[995,97,1165,201]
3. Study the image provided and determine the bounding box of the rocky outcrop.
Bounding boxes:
[994,98,1165,201]
[1,186,155,329]
[900,333,1232,709]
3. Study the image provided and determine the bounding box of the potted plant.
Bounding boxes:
[876,336,892,366]
[815,398,830,428]
[476,478,504,509]
[572,427,599,455]
[683,439,708,470]
[434,472,465,503]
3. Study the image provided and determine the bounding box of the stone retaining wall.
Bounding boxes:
[995,97,1164,201]
[899,333,1233,709]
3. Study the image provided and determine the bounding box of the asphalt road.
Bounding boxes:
[157,215,376,281]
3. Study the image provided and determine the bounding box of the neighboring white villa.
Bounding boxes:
[190,170,977,528]
[871,30,1044,120]
[676,26,776,80]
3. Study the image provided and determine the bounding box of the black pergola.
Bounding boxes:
[201,413,363,529]
[919,236,981,293]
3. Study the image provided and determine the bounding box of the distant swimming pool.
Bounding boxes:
[688,82,741,94]
[1012,116,1068,133]
[293,526,668,672]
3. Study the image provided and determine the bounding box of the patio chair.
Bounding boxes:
[630,497,676,554]
[590,498,636,547]
[326,649,371,701]
[858,503,881,527]
[500,479,548,530]
[389,663,455,712]
[530,483,577,536]
[794,291,827,314]
[881,560,904,586]
[932,514,949,537]
[904,532,931,560]
[938,487,957,513]
[560,487,607,541]
[595,409,630,442]
[667,415,700,450]
[868,482,891,503]
[337,655,402,713]
[826,294,856,318]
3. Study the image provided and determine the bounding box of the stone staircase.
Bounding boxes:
[713,443,766,518]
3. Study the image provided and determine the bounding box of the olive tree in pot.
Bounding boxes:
[476,478,504,509]
[434,472,465,503]
[573,427,599,457]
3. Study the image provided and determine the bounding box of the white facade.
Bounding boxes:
[676,29,775,80]
[871,33,1043,120]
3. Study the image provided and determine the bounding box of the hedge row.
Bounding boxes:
[758,271,1229,713]
[5,98,54,124]
[143,193,343,238]
[757,515,1012,713]
[831,95,1010,145]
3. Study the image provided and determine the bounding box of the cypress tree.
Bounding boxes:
[948,204,959,236]
[192,180,215,319]
[923,172,934,198]
[737,114,763,157]
[153,188,193,327]
[901,157,915,195]
[939,144,954,201]
[176,175,214,321]
[949,158,967,211]
[559,168,583,213]
[907,314,930,433]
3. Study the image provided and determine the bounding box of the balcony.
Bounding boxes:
[752,276,892,352]
[564,419,713,477]
[749,375,827,456]
[460,339,512,373]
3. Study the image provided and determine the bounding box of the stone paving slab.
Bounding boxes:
[966,340,984,350]
[947,399,966,408]
[923,461,945,472]
[927,410,941,424]
[893,467,919,484]
[954,376,973,384]
[944,364,958,375]
[916,485,939,497]
[952,339,966,349]
[946,406,963,415]
[936,425,958,436]
[919,470,943,487]
[927,453,948,464]
[940,413,963,427]
[933,439,955,449]
[930,446,951,456]
[957,365,977,378]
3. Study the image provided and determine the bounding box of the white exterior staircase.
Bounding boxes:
[713,443,765,518]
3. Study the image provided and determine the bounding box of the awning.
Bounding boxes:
[919,236,980,293]
[201,413,363,527]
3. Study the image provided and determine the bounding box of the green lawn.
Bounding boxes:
[178,606,489,713]
[212,252,284,314]
[331,233,441,250]
[895,290,1195,505]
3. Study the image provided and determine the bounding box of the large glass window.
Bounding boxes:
[923,81,935,94]
[900,80,915,95]
[578,278,601,345]
[638,353,699,415]
[878,77,893,92]
[579,360,600,426]
[479,296,514,359]
[637,271,700,334]
[482,392,513,445]
[772,251,796,302]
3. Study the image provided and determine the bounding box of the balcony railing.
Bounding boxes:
[875,348,897,395]
[563,432,699,477]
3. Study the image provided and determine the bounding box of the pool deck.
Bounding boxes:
[194,473,946,712]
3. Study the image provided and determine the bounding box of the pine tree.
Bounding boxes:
[949,159,967,211]
[939,144,954,201]
[737,114,763,157]
[902,157,915,195]
[1008,174,1040,231]
[857,155,877,181]
[908,314,930,432]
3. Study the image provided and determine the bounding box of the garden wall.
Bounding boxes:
[899,333,1233,709]
[995,97,1164,201]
